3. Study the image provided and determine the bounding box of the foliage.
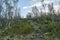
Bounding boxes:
[5,21,34,35]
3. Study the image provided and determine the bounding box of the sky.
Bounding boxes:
[18,0,60,18]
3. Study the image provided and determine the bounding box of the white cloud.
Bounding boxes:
[23,2,42,9]
[23,0,56,12]
[41,7,49,13]
[23,6,31,9]
[23,7,28,9]
[53,5,60,11]
[44,0,54,4]
[39,4,60,13]
[41,5,60,13]
[45,8,49,12]
[32,0,38,2]
[23,0,54,9]
[32,2,42,7]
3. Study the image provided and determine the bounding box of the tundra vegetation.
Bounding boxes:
[0,0,60,40]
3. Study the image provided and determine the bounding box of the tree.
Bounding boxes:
[0,0,3,15]
[26,12,32,18]
[48,3,54,14]
[32,6,39,17]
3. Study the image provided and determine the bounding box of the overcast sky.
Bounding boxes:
[18,0,60,18]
